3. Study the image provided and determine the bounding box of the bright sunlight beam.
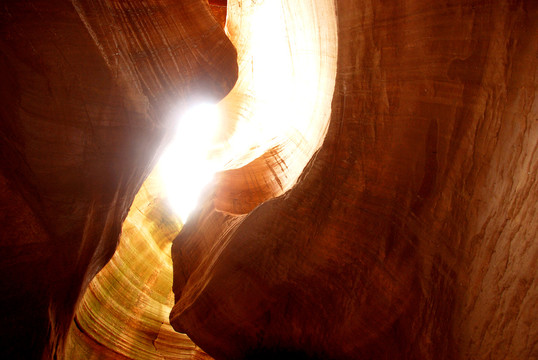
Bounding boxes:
[157,0,337,223]
[158,103,222,223]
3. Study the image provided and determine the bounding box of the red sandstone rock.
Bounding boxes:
[1,0,537,359]
[170,0,538,359]
[0,0,236,358]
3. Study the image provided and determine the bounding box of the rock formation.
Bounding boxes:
[0,0,236,358]
[170,0,538,359]
[0,0,537,359]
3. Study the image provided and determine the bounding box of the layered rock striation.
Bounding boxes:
[170,0,538,359]
[0,0,236,358]
[0,0,537,359]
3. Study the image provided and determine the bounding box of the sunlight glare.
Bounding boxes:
[158,0,336,223]
[158,103,222,223]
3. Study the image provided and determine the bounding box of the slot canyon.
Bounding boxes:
[0,0,537,359]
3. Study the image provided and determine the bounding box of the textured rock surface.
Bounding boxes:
[1,0,537,359]
[63,171,211,359]
[170,0,538,359]
[210,0,337,215]
[0,0,236,358]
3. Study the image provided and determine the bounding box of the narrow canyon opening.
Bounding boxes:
[1,0,536,359]
[63,0,337,358]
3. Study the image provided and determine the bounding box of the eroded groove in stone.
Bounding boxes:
[64,171,212,359]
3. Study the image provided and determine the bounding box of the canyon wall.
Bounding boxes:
[0,0,536,359]
[170,0,538,359]
[0,0,236,357]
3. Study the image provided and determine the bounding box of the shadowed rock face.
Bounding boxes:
[170,0,538,359]
[0,0,236,358]
[0,0,537,359]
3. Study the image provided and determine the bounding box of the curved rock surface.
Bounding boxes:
[0,0,236,358]
[63,171,212,359]
[0,0,537,359]
[170,0,538,359]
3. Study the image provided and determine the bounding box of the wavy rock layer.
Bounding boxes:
[63,171,211,359]
[211,0,337,215]
[1,0,537,359]
[170,0,538,359]
[0,0,236,358]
